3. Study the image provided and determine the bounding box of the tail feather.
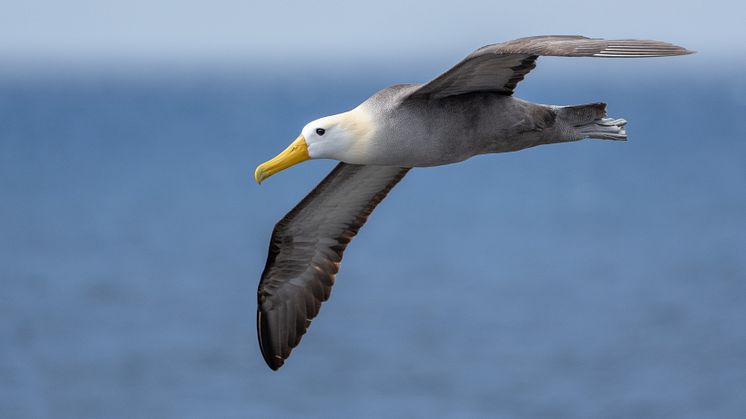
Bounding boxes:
[556,103,628,141]
[577,117,627,141]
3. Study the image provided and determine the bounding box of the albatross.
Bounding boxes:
[254,35,692,370]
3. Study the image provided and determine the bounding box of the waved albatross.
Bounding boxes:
[254,35,692,370]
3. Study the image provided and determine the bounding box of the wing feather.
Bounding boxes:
[410,35,692,99]
[257,163,409,370]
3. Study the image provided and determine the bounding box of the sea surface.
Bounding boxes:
[1,66,745,418]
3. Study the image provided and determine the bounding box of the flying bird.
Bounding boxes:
[254,35,692,370]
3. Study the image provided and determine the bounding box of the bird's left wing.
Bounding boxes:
[257,163,409,370]
[408,35,692,99]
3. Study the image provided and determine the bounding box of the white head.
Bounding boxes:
[300,112,370,161]
[254,108,373,183]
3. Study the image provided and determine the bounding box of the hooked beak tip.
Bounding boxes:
[254,167,266,184]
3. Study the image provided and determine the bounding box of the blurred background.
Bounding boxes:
[2,1,745,418]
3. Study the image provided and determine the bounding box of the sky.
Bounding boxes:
[2,0,744,73]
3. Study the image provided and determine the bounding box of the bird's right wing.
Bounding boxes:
[257,163,409,370]
[408,35,692,99]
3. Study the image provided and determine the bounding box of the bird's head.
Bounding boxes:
[254,109,373,183]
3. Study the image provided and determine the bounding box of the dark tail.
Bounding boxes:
[556,103,627,141]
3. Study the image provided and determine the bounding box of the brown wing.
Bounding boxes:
[410,35,693,99]
[257,163,409,370]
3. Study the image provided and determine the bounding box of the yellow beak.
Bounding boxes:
[254,135,310,184]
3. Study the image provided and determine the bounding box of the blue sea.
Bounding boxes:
[1,66,745,418]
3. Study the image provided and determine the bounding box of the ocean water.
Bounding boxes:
[1,69,745,418]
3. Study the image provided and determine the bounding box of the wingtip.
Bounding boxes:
[257,308,287,371]
[257,310,282,371]
[259,345,284,371]
[672,45,696,56]
[265,357,283,371]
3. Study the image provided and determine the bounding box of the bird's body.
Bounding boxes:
[253,35,693,370]
[342,85,612,167]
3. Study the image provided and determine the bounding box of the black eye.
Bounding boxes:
[315,128,326,136]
